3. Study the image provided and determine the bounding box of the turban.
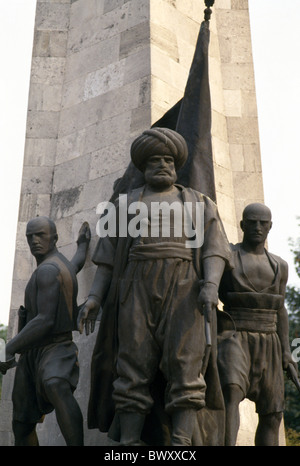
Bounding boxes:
[130,128,188,172]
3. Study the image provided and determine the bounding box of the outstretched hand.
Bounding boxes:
[77,297,100,335]
[77,221,91,246]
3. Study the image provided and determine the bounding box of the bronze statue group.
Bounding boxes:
[0,128,297,446]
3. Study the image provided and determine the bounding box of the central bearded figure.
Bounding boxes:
[78,128,233,446]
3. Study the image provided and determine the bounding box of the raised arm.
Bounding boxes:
[71,222,91,274]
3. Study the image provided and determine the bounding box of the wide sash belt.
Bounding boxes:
[224,307,277,333]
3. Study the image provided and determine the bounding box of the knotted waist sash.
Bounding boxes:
[128,236,193,261]
[223,291,284,333]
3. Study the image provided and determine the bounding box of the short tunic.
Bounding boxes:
[218,243,286,415]
[12,252,80,424]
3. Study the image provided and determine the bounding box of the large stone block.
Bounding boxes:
[24,138,57,167]
[216,9,251,40]
[213,137,231,170]
[69,0,102,30]
[36,2,70,31]
[89,141,132,180]
[223,89,242,117]
[21,166,54,194]
[232,171,264,201]
[227,116,260,145]
[53,154,91,193]
[28,83,63,112]
[26,110,60,139]
[18,193,52,222]
[83,60,126,101]
[65,37,120,83]
[50,185,84,219]
[84,111,132,154]
[31,57,66,85]
[127,0,149,30]
[123,47,151,85]
[120,21,150,59]
[33,30,68,57]
[10,280,29,311]
[222,62,256,91]
[61,75,86,109]
[56,129,86,164]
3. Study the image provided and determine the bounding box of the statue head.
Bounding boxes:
[130,128,188,190]
[26,216,58,262]
[240,203,272,246]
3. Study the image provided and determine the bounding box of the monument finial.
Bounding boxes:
[204,0,215,21]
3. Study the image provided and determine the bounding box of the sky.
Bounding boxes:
[248,0,300,284]
[0,0,299,325]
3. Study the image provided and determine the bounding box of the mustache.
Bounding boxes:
[151,168,174,175]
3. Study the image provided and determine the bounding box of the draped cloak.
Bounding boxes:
[87,185,233,446]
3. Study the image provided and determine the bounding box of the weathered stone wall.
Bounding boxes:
[0,0,273,446]
[214,0,264,238]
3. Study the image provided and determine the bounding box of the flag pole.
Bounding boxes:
[204,0,215,21]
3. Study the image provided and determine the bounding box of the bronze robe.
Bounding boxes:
[87,185,233,445]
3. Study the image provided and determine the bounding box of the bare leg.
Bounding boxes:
[255,412,282,446]
[43,377,84,446]
[223,384,244,446]
[13,420,39,446]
